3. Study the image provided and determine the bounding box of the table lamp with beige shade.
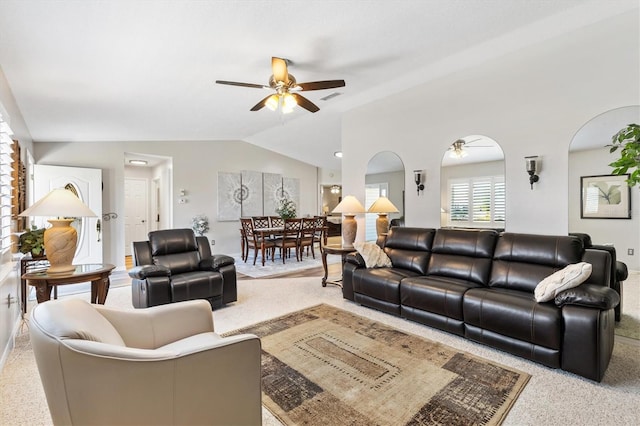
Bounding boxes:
[331,195,365,248]
[19,188,97,274]
[367,196,399,236]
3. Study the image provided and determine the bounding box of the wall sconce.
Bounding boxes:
[414,170,425,195]
[525,156,540,189]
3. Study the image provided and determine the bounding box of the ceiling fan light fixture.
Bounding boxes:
[282,92,297,113]
[265,94,280,111]
[449,140,468,159]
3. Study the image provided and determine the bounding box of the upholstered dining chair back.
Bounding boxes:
[30,298,261,426]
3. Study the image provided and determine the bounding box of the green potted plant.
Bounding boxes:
[609,123,640,187]
[276,198,297,219]
[19,225,45,257]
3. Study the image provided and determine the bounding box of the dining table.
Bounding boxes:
[242,222,330,267]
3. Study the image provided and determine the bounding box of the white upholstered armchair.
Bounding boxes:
[29,298,262,426]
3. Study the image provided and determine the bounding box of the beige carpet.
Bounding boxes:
[614,271,640,340]
[1,277,639,425]
[227,304,529,425]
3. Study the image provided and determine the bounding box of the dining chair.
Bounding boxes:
[314,215,327,250]
[274,218,302,263]
[299,217,317,259]
[252,216,270,229]
[239,221,249,262]
[240,217,275,266]
[269,216,284,228]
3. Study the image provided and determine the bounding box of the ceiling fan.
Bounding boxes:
[215,57,345,114]
[448,138,494,159]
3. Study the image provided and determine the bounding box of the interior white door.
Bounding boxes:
[124,178,149,256]
[33,165,103,264]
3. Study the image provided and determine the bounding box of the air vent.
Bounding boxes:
[320,92,342,101]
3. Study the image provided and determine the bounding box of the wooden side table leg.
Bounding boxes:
[321,250,329,287]
[35,284,52,303]
[91,280,98,303]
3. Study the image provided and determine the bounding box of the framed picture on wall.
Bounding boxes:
[580,174,631,219]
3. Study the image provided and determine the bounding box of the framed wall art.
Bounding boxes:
[580,174,631,219]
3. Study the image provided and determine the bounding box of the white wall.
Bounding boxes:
[34,140,318,269]
[341,11,640,261]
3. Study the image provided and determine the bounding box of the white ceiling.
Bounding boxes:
[0,0,636,170]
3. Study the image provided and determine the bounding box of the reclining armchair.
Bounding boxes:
[129,229,237,309]
[30,298,262,426]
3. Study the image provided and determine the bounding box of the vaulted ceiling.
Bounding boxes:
[0,0,635,169]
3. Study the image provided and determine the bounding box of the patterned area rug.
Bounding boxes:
[226,304,530,425]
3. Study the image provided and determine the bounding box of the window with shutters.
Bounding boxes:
[0,112,14,256]
[448,176,505,228]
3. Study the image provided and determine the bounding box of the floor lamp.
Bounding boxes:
[332,195,365,248]
[367,196,399,237]
[19,188,97,274]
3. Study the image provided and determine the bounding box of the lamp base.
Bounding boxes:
[44,219,78,274]
[341,214,357,248]
[376,213,389,236]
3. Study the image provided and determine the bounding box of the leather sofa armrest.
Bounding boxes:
[555,283,620,310]
[128,265,171,280]
[199,254,235,271]
[345,252,366,268]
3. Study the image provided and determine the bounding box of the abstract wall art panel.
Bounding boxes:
[217,172,242,221]
[263,173,282,216]
[241,170,263,216]
[282,177,300,211]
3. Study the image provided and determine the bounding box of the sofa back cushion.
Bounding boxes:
[489,233,584,293]
[427,229,498,286]
[383,227,435,275]
[149,229,201,275]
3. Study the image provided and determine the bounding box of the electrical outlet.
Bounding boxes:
[211,239,215,246]
[628,248,634,256]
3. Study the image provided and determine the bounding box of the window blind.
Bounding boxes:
[448,176,504,227]
[0,114,14,254]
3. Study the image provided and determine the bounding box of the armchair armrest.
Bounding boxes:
[199,254,235,271]
[345,252,366,268]
[555,283,620,310]
[128,264,170,280]
[95,300,215,349]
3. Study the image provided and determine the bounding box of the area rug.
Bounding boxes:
[234,254,339,278]
[226,304,530,425]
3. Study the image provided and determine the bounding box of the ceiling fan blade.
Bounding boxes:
[216,80,266,89]
[292,94,319,113]
[272,57,289,84]
[297,80,346,91]
[250,95,273,111]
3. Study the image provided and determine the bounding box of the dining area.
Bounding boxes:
[240,216,329,267]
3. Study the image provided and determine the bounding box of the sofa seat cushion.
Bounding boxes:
[170,271,223,302]
[352,267,421,305]
[463,288,562,350]
[401,276,482,321]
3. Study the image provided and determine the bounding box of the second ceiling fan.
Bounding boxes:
[216,57,345,113]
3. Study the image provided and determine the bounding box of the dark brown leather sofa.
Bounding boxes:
[128,229,237,309]
[343,227,620,381]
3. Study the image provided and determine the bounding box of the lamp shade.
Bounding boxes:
[332,195,365,214]
[367,197,399,214]
[19,188,97,274]
[19,188,97,218]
